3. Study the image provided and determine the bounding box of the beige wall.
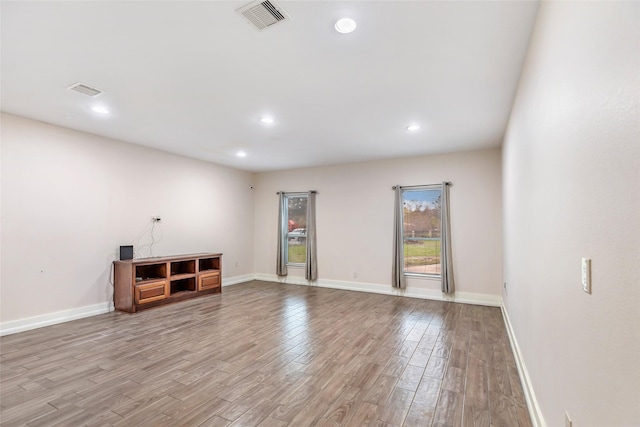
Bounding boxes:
[502,1,640,426]
[1,113,255,324]
[254,149,503,302]
[1,113,503,330]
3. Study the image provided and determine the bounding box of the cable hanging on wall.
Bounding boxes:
[135,218,163,258]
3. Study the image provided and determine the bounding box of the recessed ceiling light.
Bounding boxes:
[260,117,274,124]
[406,124,420,131]
[91,106,109,115]
[335,18,356,34]
[237,151,247,158]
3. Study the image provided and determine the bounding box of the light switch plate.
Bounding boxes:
[581,258,591,294]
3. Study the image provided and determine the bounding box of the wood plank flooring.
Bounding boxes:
[0,281,532,426]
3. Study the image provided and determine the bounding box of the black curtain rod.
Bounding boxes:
[276,191,318,194]
[391,182,452,190]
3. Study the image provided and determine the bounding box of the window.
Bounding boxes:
[402,186,442,276]
[284,193,308,265]
[277,190,317,279]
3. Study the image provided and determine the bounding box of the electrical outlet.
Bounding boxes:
[353,272,358,279]
[503,282,507,290]
[565,411,572,427]
[581,258,591,294]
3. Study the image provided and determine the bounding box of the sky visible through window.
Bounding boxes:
[403,189,440,210]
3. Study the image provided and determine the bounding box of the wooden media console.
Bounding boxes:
[113,253,222,313]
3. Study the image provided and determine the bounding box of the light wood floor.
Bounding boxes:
[0,281,532,427]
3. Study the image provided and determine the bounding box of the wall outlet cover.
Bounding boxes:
[581,257,591,294]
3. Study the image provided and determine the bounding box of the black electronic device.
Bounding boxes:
[120,245,134,260]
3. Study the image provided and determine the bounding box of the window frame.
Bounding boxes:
[282,192,308,267]
[401,184,442,278]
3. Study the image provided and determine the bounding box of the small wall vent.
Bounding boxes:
[67,82,103,97]
[236,0,289,31]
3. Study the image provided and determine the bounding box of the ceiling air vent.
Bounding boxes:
[67,82,103,97]
[236,0,289,31]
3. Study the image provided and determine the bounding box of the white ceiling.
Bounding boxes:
[1,1,539,172]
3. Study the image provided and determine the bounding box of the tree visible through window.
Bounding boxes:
[402,187,442,275]
[285,194,307,264]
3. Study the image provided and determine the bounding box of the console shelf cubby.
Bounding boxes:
[114,253,222,313]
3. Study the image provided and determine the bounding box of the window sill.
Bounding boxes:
[405,272,441,279]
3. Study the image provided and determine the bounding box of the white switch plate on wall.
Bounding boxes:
[582,258,591,294]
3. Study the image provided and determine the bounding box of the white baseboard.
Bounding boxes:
[501,303,546,427]
[222,274,254,287]
[253,273,502,307]
[0,302,114,337]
